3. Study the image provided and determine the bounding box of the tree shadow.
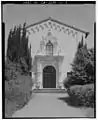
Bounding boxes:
[58,96,84,108]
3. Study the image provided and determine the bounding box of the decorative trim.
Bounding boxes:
[26,17,89,38]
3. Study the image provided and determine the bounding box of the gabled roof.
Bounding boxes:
[26,17,89,38]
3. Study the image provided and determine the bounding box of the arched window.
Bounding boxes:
[46,40,53,55]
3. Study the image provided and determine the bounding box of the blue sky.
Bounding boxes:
[3,4,95,55]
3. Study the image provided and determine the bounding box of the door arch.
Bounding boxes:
[43,66,56,88]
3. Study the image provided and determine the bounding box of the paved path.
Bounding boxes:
[12,93,85,117]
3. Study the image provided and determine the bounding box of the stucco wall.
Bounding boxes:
[28,27,86,81]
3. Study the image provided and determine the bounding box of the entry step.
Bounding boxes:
[32,88,66,93]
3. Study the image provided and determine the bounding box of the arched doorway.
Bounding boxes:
[43,66,56,88]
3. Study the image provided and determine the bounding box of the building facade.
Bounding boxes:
[26,17,89,89]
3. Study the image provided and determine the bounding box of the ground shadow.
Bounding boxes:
[58,96,84,108]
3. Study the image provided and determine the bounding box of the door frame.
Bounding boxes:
[43,66,56,88]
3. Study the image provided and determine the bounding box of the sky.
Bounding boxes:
[3,4,95,56]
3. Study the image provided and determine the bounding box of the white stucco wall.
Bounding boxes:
[27,20,86,81]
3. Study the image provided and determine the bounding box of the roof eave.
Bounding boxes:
[26,17,89,37]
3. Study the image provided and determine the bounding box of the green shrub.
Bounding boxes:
[5,59,22,81]
[67,85,82,98]
[81,84,94,107]
[63,76,85,89]
[68,84,94,108]
[63,46,95,89]
[5,74,33,100]
[69,39,95,85]
[5,73,33,117]
[5,23,33,117]
[5,58,32,82]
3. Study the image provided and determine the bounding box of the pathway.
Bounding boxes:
[12,93,85,117]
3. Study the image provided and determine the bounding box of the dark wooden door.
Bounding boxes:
[43,66,56,88]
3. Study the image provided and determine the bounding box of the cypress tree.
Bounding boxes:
[6,22,32,74]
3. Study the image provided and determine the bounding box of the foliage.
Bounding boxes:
[72,42,94,84]
[5,23,33,117]
[5,73,33,117]
[64,38,95,88]
[5,74,33,100]
[6,23,32,73]
[5,59,22,81]
[67,84,94,108]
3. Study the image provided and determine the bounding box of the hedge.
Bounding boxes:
[5,73,33,117]
[67,84,94,108]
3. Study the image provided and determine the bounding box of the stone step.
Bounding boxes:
[32,88,66,93]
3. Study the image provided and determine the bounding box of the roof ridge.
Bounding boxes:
[26,17,89,37]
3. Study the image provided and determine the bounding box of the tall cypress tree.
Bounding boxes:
[6,23,32,73]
